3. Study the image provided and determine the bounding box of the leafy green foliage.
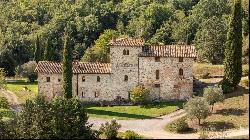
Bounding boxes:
[0,68,6,89]
[82,29,117,63]
[43,38,54,61]
[242,65,249,76]
[223,0,243,91]
[203,86,224,112]
[195,17,228,64]
[14,95,95,139]
[62,23,74,99]
[0,97,9,109]
[123,130,143,139]
[20,61,38,82]
[184,97,210,125]
[241,79,249,87]
[0,0,248,76]
[33,36,42,63]
[99,120,121,139]
[165,116,191,133]
[130,85,150,105]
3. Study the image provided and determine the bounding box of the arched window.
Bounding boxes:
[124,75,128,81]
[126,50,129,55]
[123,49,126,55]
[179,68,183,76]
[156,70,159,79]
[97,76,100,82]
[82,76,85,82]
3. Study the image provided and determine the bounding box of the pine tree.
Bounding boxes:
[62,23,74,99]
[43,38,54,61]
[223,0,243,91]
[33,36,41,63]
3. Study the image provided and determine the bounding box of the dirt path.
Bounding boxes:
[0,89,21,113]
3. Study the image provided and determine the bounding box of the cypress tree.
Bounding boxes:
[33,36,41,63]
[223,0,243,91]
[44,38,54,61]
[62,24,74,99]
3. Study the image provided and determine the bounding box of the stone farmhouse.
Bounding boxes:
[35,38,197,102]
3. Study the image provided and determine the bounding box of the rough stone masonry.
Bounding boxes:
[35,38,197,102]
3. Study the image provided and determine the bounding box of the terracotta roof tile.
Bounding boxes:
[35,61,111,74]
[109,37,145,46]
[139,45,197,58]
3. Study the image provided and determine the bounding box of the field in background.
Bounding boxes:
[193,63,249,78]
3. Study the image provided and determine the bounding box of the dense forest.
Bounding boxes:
[0,0,249,76]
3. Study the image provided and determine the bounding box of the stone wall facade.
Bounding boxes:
[37,44,194,102]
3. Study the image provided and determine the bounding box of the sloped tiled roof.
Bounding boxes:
[139,45,197,58]
[35,61,111,74]
[109,37,145,46]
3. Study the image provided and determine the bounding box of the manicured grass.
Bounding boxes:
[85,101,184,120]
[6,81,38,104]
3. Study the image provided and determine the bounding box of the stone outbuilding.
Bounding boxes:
[35,38,197,102]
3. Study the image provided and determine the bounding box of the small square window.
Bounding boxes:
[97,76,100,82]
[82,76,85,82]
[179,57,183,62]
[155,84,160,88]
[46,77,50,82]
[155,57,160,62]
[58,79,61,82]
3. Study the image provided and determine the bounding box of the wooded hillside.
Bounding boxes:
[0,0,248,76]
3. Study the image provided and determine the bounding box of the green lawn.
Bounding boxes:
[85,101,184,120]
[6,81,38,104]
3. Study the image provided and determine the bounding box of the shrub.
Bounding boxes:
[130,85,150,105]
[123,130,142,139]
[184,97,210,125]
[0,97,9,109]
[0,68,6,89]
[165,117,190,133]
[99,120,121,139]
[242,65,249,77]
[0,109,14,118]
[241,79,249,87]
[14,95,96,139]
[203,86,224,112]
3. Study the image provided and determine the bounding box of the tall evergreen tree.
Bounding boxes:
[43,38,54,61]
[223,0,243,91]
[33,36,41,63]
[62,23,74,99]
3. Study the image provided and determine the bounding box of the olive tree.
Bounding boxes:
[203,86,224,112]
[184,97,210,125]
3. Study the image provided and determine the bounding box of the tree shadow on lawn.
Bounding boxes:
[141,101,184,109]
[85,108,158,120]
[202,121,235,131]
[215,108,246,116]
